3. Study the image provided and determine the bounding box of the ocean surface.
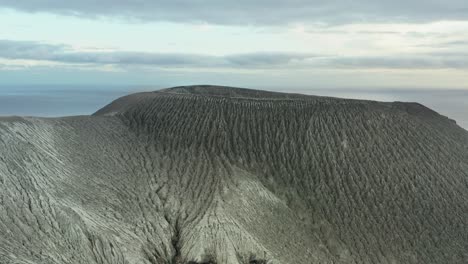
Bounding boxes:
[0,85,467,130]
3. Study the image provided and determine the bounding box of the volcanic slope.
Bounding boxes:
[1,85,468,264]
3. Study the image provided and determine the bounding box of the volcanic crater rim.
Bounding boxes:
[156,85,317,100]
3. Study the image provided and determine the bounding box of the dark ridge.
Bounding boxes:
[94,85,457,129]
[0,116,28,122]
[392,101,440,118]
[93,85,327,116]
[157,85,315,99]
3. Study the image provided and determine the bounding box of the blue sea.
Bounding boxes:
[0,85,160,117]
[0,85,467,130]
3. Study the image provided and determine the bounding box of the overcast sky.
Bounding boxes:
[0,1,468,89]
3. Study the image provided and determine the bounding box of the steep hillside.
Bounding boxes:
[1,85,468,264]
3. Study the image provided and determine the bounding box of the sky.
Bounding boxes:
[0,1,467,128]
[0,1,467,88]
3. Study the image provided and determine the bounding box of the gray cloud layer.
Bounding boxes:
[0,40,319,68]
[1,39,467,70]
[0,0,467,24]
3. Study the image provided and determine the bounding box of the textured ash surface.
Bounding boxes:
[1,85,468,264]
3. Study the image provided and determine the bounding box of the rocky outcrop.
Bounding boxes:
[1,85,467,263]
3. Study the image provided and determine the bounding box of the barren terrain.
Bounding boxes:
[1,85,467,264]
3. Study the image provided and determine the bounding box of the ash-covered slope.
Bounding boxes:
[1,85,468,264]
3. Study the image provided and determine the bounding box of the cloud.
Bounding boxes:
[1,40,468,70]
[0,40,318,69]
[225,52,321,67]
[0,0,468,25]
[413,39,468,49]
[355,30,401,35]
[331,55,468,69]
[444,40,468,46]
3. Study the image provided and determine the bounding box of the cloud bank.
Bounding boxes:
[0,40,320,68]
[1,40,467,70]
[0,0,467,24]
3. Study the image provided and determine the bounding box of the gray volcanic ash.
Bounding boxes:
[1,85,467,264]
